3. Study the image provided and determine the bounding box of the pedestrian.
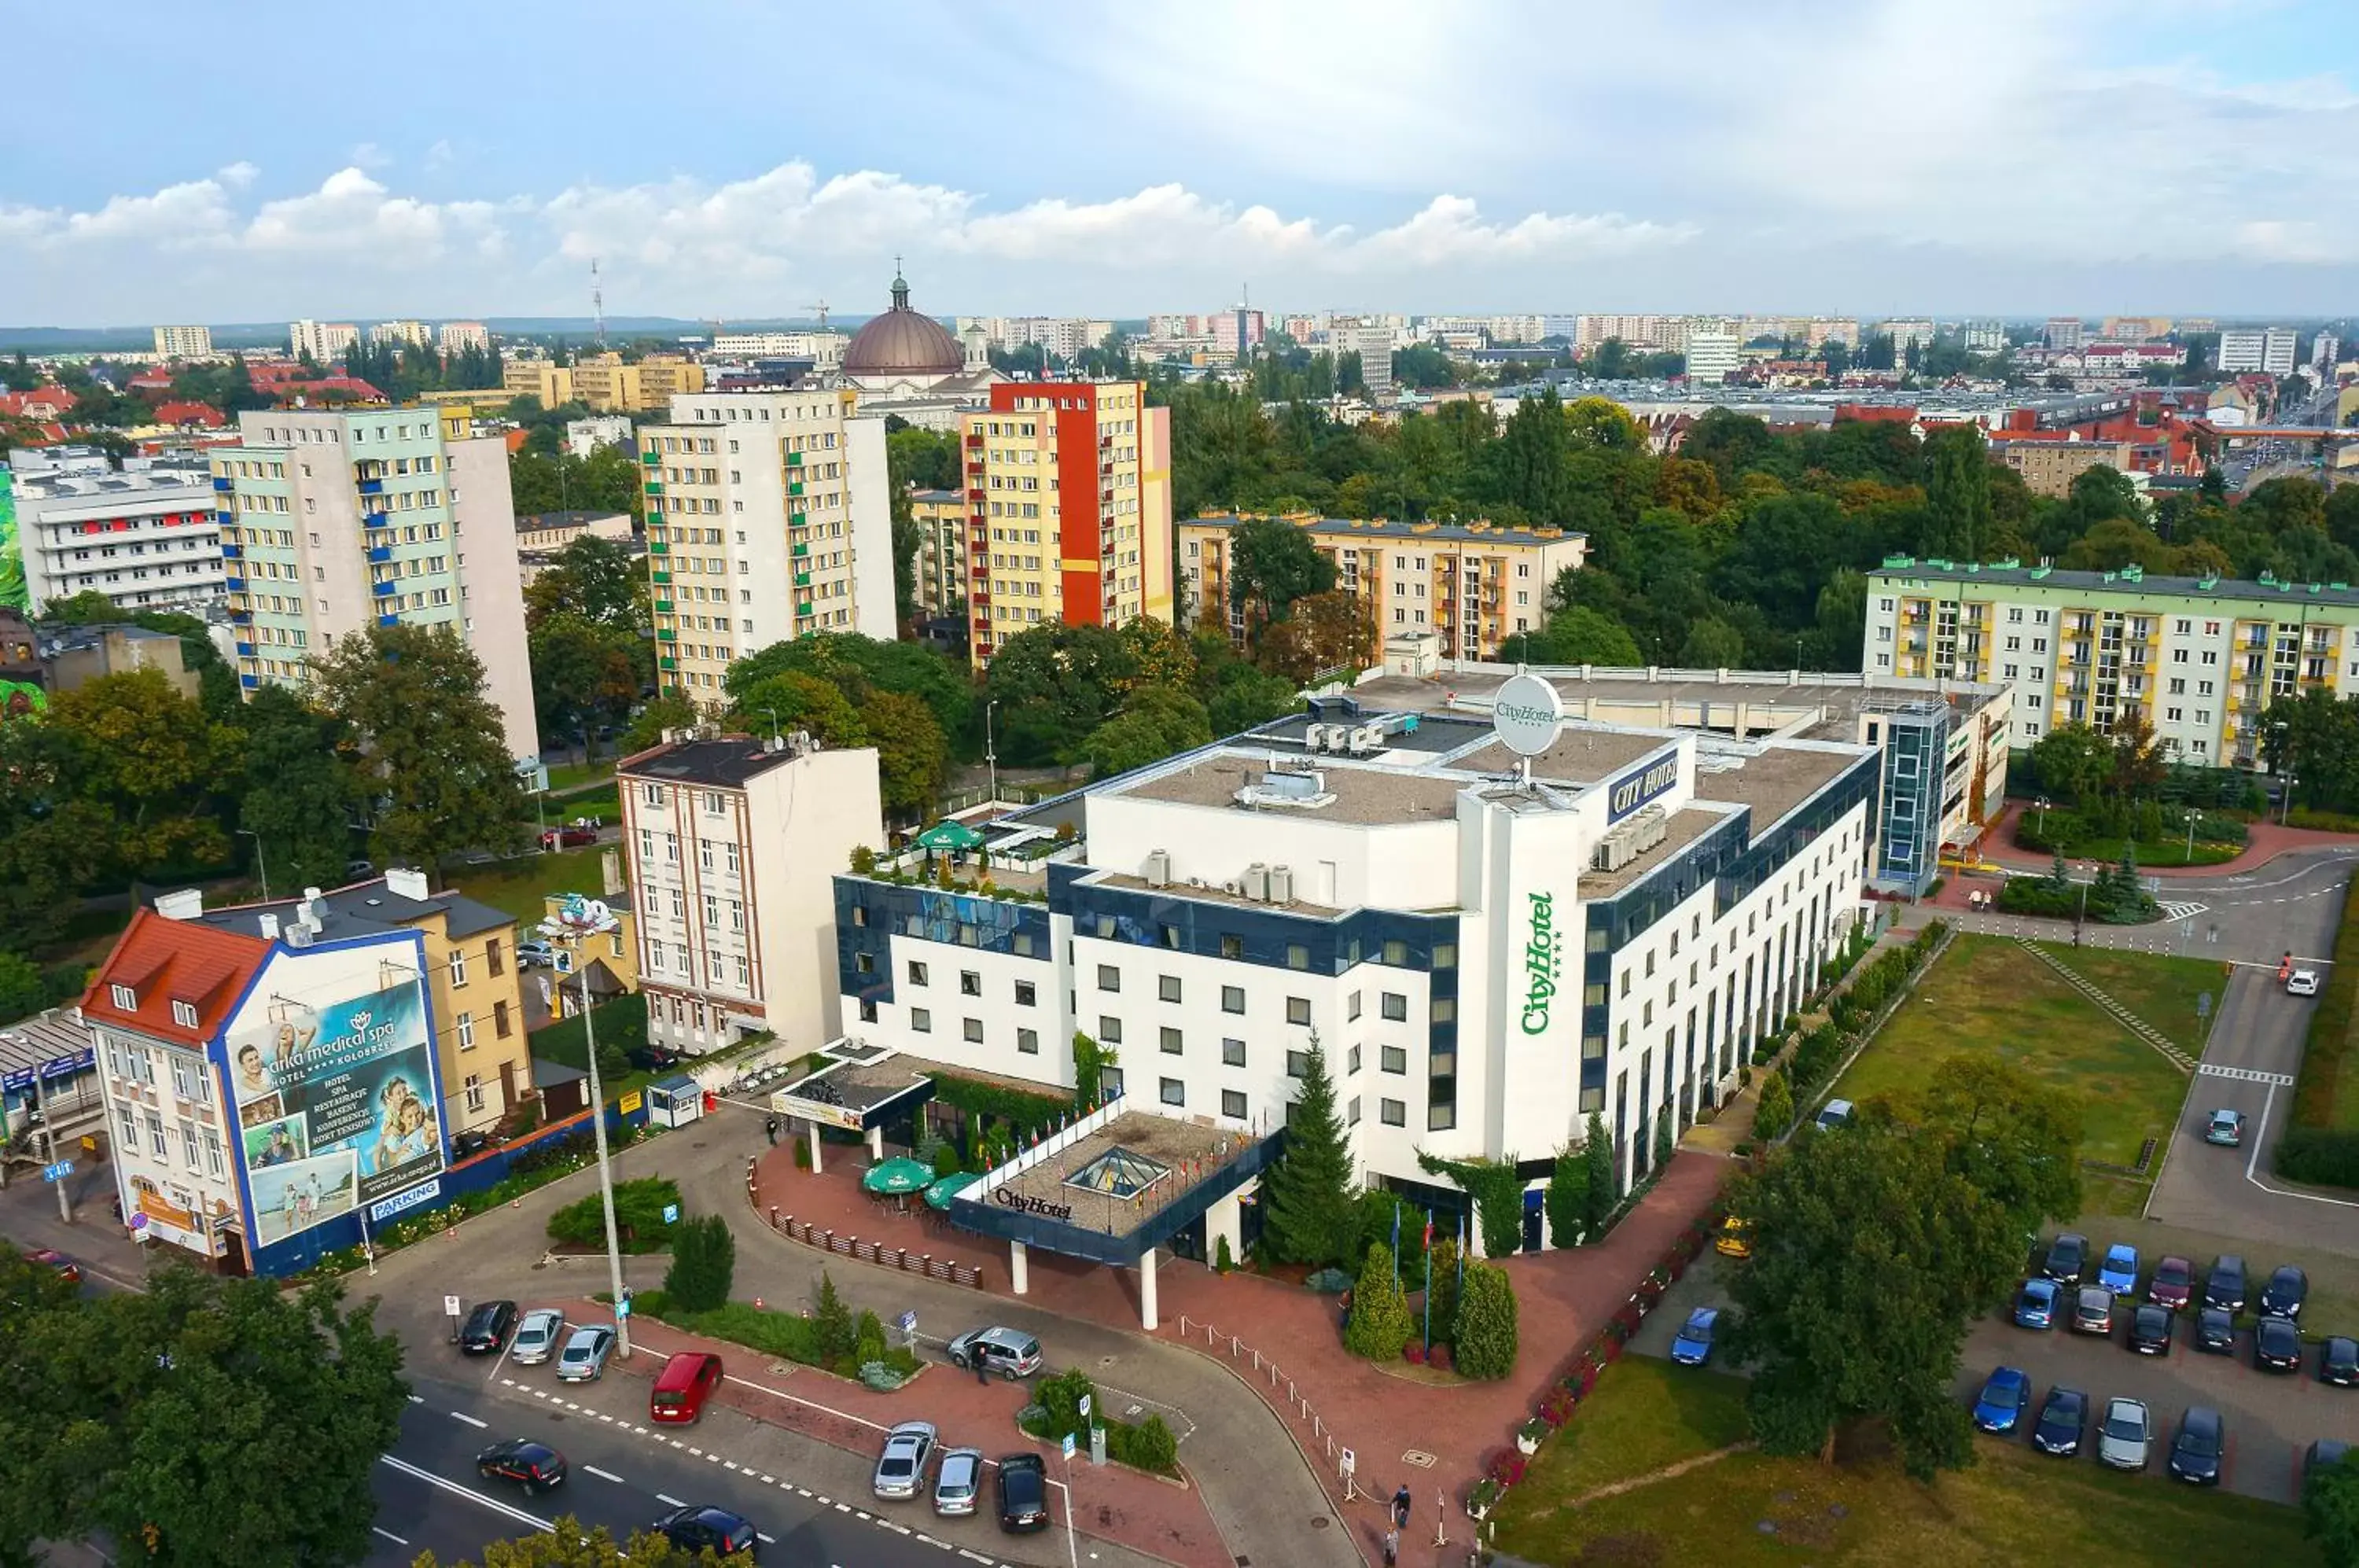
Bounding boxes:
[1392,1483,1411,1531]
[973,1349,990,1386]
[764,1114,778,1147]
[1382,1526,1398,1566]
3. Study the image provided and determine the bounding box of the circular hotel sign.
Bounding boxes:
[1492,673,1564,757]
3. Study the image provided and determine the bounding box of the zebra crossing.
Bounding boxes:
[2157,900,2210,922]
[2195,1062,2295,1087]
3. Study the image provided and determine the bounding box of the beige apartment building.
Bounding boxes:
[1989,438,2137,499]
[909,488,967,618]
[572,352,708,413]
[502,357,573,407]
[1178,514,1588,663]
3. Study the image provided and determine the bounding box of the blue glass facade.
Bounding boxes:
[834,880,1054,1011]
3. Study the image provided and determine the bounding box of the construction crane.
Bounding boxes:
[591,258,605,348]
[804,300,830,331]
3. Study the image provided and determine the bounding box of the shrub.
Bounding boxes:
[1403,1342,1427,1365]
[661,1213,735,1312]
[1423,1238,1463,1344]
[1215,1235,1235,1273]
[547,1176,679,1252]
[1117,1414,1178,1474]
[1751,1071,1794,1141]
[1034,1366,1095,1437]
[1487,1449,1528,1487]
[2276,1127,2359,1189]
[811,1270,856,1362]
[1429,1343,1452,1373]
[1344,1242,1415,1362]
[928,1140,962,1179]
[1453,1261,1519,1381]
[854,1308,889,1373]
[1544,1146,1588,1248]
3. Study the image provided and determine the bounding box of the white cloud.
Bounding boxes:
[216,161,259,189]
[349,142,391,170]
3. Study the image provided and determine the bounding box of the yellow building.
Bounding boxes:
[1177,513,1589,663]
[502,358,575,407]
[638,355,706,404]
[1989,439,2136,499]
[569,353,708,414]
[909,487,967,617]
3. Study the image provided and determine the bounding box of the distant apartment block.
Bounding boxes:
[439,321,490,355]
[2100,316,2173,342]
[501,356,572,407]
[2043,318,2085,352]
[369,320,434,349]
[572,352,707,414]
[152,325,214,360]
[212,407,539,764]
[1988,439,2137,499]
[708,331,846,368]
[640,389,896,698]
[1330,319,1397,399]
[8,447,224,613]
[289,319,360,362]
[1880,318,1935,355]
[1684,330,1741,383]
[1575,315,1692,353]
[2217,327,2297,376]
[1962,321,2008,352]
[565,414,636,458]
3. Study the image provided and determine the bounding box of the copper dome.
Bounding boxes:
[842,272,962,377]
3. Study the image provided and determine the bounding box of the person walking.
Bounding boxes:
[764,1114,778,1147]
[1382,1526,1398,1566]
[973,1349,990,1386]
[1392,1484,1411,1532]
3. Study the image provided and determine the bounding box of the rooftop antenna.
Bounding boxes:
[591,257,605,348]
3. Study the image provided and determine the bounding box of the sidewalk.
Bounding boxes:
[1963,801,2357,880]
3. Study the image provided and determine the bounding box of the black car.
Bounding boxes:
[2043,1233,2089,1286]
[2032,1386,2087,1456]
[2204,1255,2247,1314]
[2194,1307,2236,1354]
[2261,1264,2309,1319]
[451,1129,492,1160]
[2255,1315,2304,1374]
[628,1044,687,1073]
[477,1439,566,1493]
[2309,1439,2353,1480]
[2323,1335,2359,1387]
[653,1505,756,1560]
[2170,1406,2225,1485]
[995,1452,1050,1533]
[2129,1303,2174,1356]
[460,1299,519,1355]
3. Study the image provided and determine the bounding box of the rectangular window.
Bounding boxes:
[1014,979,1037,1007]
[1221,1089,1247,1121]
[447,950,468,986]
[964,1017,984,1043]
[1381,992,1408,1021]
[911,1007,932,1033]
[147,1112,167,1158]
[201,1127,226,1179]
[179,1119,201,1172]
[1286,996,1311,1025]
[1220,933,1243,960]
[494,999,512,1037]
[171,1000,199,1030]
[1097,964,1121,992]
[1432,942,1457,969]
[456,1011,476,1049]
[1159,922,1182,950]
[960,970,981,996]
[1160,1077,1185,1107]
[1382,939,1408,965]
[1099,1016,1123,1044]
[1222,1036,1246,1067]
[908,960,929,985]
[1347,1095,1362,1124]
[464,1074,486,1113]
[1221,985,1246,1014]
[486,938,505,977]
[1286,1050,1309,1078]
[1286,943,1308,970]
[1018,1027,1040,1055]
[1381,1045,1408,1074]
[1348,990,1363,1021]
[1380,1098,1406,1127]
[1348,1044,1362,1074]
[1158,974,1182,1003]
[1161,1025,1183,1055]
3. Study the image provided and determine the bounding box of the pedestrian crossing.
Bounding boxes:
[2195,1062,2295,1087]
[2158,900,2210,922]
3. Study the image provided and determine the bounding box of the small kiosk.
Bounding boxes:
[646,1073,707,1130]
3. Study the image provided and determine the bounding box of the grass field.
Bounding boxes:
[452,845,613,927]
[1835,935,2192,1181]
[2045,946,2225,1055]
[1489,1353,2319,1566]
[544,759,616,794]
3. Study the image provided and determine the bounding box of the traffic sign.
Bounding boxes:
[617,1297,632,1318]
[1061,1433,1076,1460]
[662,1203,680,1224]
[1077,1393,1091,1419]
[896,1310,917,1333]
[40,1161,72,1183]
[444,1295,462,1317]
[2198,991,2214,1020]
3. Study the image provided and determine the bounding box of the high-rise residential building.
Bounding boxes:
[2043,318,2085,352]
[2217,327,2298,376]
[501,356,573,407]
[1178,514,1586,662]
[212,406,539,764]
[1684,330,1741,383]
[289,320,360,363]
[1209,307,1265,360]
[2100,316,2173,343]
[619,731,884,1055]
[957,380,1173,667]
[708,330,846,368]
[640,389,896,699]
[9,447,223,613]
[438,321,490,355]
[567,352,707,414]
[1962,321,2008,352]
[1330,319,1396,399]
[1574,315,1692,353]
[369,320,434,349]
[1866,557,2359,766]
[2315,334,2342,372]
[1880,318,1936,356]
[909,488,968,619]
[152,325,214,360]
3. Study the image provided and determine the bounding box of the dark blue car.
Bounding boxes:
[1670,1307,1718,1367]
[2014,1278,2060,1331]
[2033,1386,2087,1456]
[1973,1366,2031,1434]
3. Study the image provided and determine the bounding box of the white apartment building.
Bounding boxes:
[9,449,224,613]
[834,697,1875,1209]
[1684,331,1741,383]
[1881,318,1936,357]
[2217,327,2298,376]
[565,414,636,458]
[289,320,359,362]
[1331,319,1397,399]
[214,407,539,764]
[439,321,490,355]
[620,732,885,1055]
[708,331,848,368]
[639,390,896,700]
[2044,318,2085,352]
[152,325,214,360]
[1963,322,2008,352]
[370,320,434,349]
[1574,315,1694,354]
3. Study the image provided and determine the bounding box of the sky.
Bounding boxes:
[4,0,2357,327]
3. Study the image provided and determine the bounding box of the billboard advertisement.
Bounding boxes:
[230,978,444,1242]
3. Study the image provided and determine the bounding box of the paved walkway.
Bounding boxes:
[1963,801,2357,880]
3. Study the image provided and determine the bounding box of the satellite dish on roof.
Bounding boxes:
[1492,672,1563,758]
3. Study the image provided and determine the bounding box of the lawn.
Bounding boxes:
[542,784,619,826]
[451,844,615,927]
[1835,935,2189,1182]
[2044,946,2226,1055]
[1490,1352,2319,1566]
[546,760,616,795]
[1496,1357,1751,1517]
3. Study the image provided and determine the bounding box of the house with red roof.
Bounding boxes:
[149,400,226,429]
[0,386,76,421]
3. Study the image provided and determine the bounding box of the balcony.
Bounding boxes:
[966,462,986,477]
[786,451,803,467]
[659,654,679,672]
[220,543,242,559]
[787,481,805,498]
[377,613,399,628]
[644,481,663,496]
[357,477,385,496]
[790,511,808,526]
[363,511,390,528]
[212,476,232,491]
[642,449,661,465]
[797,601,814,617]
[228,609,252,624]
[223,576,248,592]
[649,540,668,555]
[966,488,985,503]
[793,572,811,587]
[239,673,259,689]
[966,434,984,447]
[234,641,256,657]
[651,569,671,584]
[657,628,675,642]
[367,545,392,563]
[372,580,396,598]
[653,598,674,613]
[215,510,235,526]
[791,541,808,558]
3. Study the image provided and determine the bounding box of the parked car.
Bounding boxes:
[2096,1243,2139,1296]
[2032,1386,2088,1456]
[2128,1303,2174,1356]
[652,1505,756,1560]
[515,939,558,968]
[2149,1255,2195,1312]
[2043,1234,2088,1286]
[2288,967,2321,996]
[451,1129,492,1159]
[946,1325,1043,1380]
[2203,1255,2248,1314]
[2308,1439,2353,1480]
[510,1308,567,1366]
[2096,1397,2151,1471]
[2261,1264,2309,1319]
[1713,1216,1751,1258]
[557,1325,616,1382]
[2170,1407,2225,1485]
[1972,1367,2031,1434]
[346,859,376,881]
[995,1452,1050,1533]
[2321,1335,2359,1387]
[650,1351,724,1424]
[2013,1278,2060,1331]
[2195,1308,2237,1355]
[23,1249,79,1284]
[540,826,598,849]
[628,1043,687,1074]
[933,1447,983,1517]
[1670,1308,1719,1367]
[1814,1099,1854,1131]
[2255,1315,2304,1374]
[2205,1110,2247,1147]
[873,1421,937,1500]
[2072,1286,2115,1337]
[477,1439,567,1493]
[460,1300,519,1355]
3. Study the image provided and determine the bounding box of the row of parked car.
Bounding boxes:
[2014,1236,2359,1383]
[1972,1375,2229,1481]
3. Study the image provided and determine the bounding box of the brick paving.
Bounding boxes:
[1953,800,2356,882]
[752,1142,1732,1566]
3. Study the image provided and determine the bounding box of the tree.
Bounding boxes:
[1581,1112,1617,1237]
[1890,1057,2085,1237]
[1678,617,1746,669]
[1544,1144,1590,1247]
[1259,589,1375,683]
[1501,605,1643,667]
[1423,1235,1463,1342]
[234,685,356,894]
[46,667,237,878]
[981,623,1141,766]
[1722,1124,2021,1477]
[308,624,529,873]
[410,1519,706,1567]
[662,1215,737,1312]
[731,670,864,749]
[726,632,974,744]
[2306,1448,2359,1568]
[1257,1033,1357,1268]
[621,692,703,754]
[523,536,645,632]
[1343,1242,1414,1360]
[1452,1261,1520,1380]
[1082,688,1212,778]
[1226,517,1336,647]
[1752,1069,1794,1141]
[0,720,113,954]
[867,690,950,816]
[811,1271,855,1363]
[0,951,45,1023]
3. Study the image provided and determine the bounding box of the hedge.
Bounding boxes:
[2279,877,2359,1191]
[548,1176,679,1252]
[620,1290,922,1385]
[1018,1367,1181,1475]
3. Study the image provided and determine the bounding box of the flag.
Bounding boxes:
[1422,1210,1434,1251]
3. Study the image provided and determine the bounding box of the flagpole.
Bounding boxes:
[1390,1200,1400,1292]
[1422,1209,1433,1354]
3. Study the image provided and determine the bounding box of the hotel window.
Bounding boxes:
[908,960,929,985]
[1433,943,1457,968]
[1221,985,1246,1014]
[1160,1077,1185,1107]
[1381,1045,1408,1075]
[1223,1036,1246,1067]
[960,970,981,996]
[1098,1016,1123,1044]
[1346,1095,1362,1124]
[1380,1099,1406,1128]
[1159,974,1182,1003]
[1381,992,1408,1021]
[964,1018,984,1043]
[1286,1050,1309,1078]
[1160,923,1181,950]
[1286,943,1308,970]
[1286,996,1312,1026]
[1097,964,1121,992]
[1222,1089,1247,1120]
[464,1074,486,1113]
[1220,933,1243,959]
[1014,979,1037,1007]
[911,1008,932,1033]
[1383,939,1408,964]
[449,949,469,986]
[1018,1027,1040,1055]
[1161,1026,1183,1055]
[1348,990,1363,1020]
[456,1011,476,1049]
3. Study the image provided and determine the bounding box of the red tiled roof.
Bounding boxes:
[81,907,270,1047]
[152,400,225,428]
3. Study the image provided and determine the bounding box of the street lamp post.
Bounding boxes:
[985,700,999,804]
[539,894,631,1358]
[235,829,270,903]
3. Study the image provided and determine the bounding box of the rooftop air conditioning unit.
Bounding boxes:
[1144,849,1172,887]
[1324,726,1351,753]
[1301,723,1325,751]
[1356,723,1384,752]
[1268,864,1294,904]
[1593,836,1638,873]
[1242,863,1270,901]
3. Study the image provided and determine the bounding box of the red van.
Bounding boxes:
[650,1351,723,1424]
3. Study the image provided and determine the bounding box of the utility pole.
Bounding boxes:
[236,828,270,903]
[541,896,630,1356]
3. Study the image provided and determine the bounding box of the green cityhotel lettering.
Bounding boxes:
[1520,891,1562,1036]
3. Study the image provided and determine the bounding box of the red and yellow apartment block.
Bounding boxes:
[959,381,1173,667]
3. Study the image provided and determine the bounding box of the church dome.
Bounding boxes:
[842,271,962,378]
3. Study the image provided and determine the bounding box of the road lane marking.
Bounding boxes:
[656,1493,685,1507]
[451,1411,489,1428]
[583,1465,625,1483]
[373,1528,409,1546]
[378,1455,551,1533]
[756,1533,778,1544]
[407,1395,425,1404]
[2199,1063,2295,1086]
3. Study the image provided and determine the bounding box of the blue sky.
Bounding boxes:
[3,0,2356,325]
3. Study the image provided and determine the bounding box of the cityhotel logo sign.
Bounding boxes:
[994,1187,1074,1223]
[1607,754,1680,824]
[1520,891,1564,1036]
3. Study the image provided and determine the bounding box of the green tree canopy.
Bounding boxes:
[529,612,645,749]
[1343,1242,1414,1360]
[1226,517,1337,645]
[1082,688,1212,778]
[46,667,237,878]
[234,684,355,894]
[1257,1033,1357,1268]
[524,535,647,633]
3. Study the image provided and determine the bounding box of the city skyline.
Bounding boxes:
[6,1,2359,325]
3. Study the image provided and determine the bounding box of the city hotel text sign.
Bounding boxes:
[1606,753,1679,824]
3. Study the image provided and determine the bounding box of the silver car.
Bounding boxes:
[511,1309,567,1366]
[556,1325,615,1382]
[2097,1396,2151,1471]
[872,1420,937,1500]
[932,1446,983,1517]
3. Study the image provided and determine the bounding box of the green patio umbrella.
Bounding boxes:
[861,1157,934,1195]
[914,819,985,852]
[924,1171,981,1210]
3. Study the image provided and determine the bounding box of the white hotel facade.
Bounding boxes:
[832,697,1876,1234]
